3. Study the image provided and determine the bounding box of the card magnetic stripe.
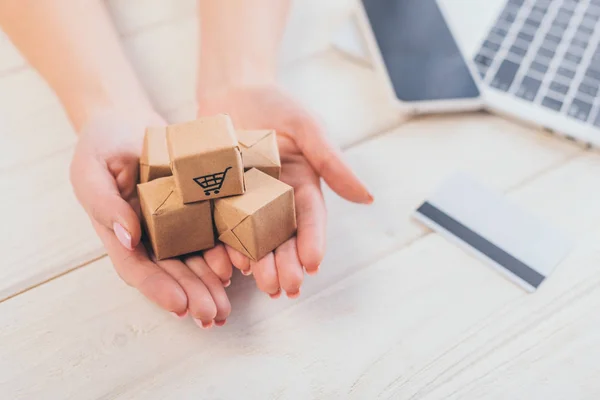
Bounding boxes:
[416,201,545,289]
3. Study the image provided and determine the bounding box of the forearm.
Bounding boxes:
[0,0,153,131]
[197,0,290,94]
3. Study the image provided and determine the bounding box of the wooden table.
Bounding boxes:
[1,1,600,399]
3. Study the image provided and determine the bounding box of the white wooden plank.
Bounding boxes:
[3,150,600,399]
[0,146,102,301]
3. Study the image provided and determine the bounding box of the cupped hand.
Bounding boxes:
[70,110,233,327]
[198,85,373,299]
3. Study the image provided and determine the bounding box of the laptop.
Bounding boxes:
[337,0,600,147]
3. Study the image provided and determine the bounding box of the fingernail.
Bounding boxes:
[194,318,213,329]
[113,222,133,250]
[215,319,227,327]
[366,192,375,204]
[286,290,301,299]
[306,265,320,276]
[241,269,252,276]
[223,279,231,288]
[170,309,188,319]
[269,288,282,299]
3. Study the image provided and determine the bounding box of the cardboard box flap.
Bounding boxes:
[237,129,274,148]
[218,229,253,259]
[167,114,237,160]
[140,126,169,167]
[220,168,290,216]
[242,147,280,169]
[138,177,182,216]
[237,130,280,167]
[213,202,250,234]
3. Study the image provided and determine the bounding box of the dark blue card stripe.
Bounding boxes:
[416,201,545,289]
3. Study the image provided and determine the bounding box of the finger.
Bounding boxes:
[251,252,280,298]
[225,245,251,275]
[274,237,304,298]
[294,181,327,274]
[71,146,141,249]
[157,258,217,327]
[185,255,232,324]
[203,244,233,286]
[93,220,187,314]
[290,114,373,204]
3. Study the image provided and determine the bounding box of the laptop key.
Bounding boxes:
[475,54,493,67]
[483,40,501,52]
[542,39,559,51]
[553,19,569,29]
[524,18,541,28]
[491,60,520,91]
[579,82,599,97]
[517,31,534,42]
[564,52,582,64]
[530,60,548,74]
[510,45,527,57]
[529,9,545,21]
[549,81,569,95]
[516,76,542,101]
[558,67,576,80]
[578,25,595,35]
[502,11,517,24]
[492,27,509,37]
[545,33,562,44]
[586,68,600,81]
[568,99,592,121]
[571,37,588,48]
[538,47,555,58]
[541,96,563,111]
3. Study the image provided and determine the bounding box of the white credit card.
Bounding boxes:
[413,173,574,292]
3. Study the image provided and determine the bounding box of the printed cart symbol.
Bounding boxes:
[193,167,232,196]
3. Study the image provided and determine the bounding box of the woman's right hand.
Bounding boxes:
[70,110,233,328]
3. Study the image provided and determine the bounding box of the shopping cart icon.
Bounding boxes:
[193,167,232,196]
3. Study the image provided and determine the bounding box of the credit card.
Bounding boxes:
[414,173,573,292]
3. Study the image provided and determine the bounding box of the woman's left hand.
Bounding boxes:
[198,84,373,299]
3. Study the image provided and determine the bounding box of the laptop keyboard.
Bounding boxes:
[474,0,600,127]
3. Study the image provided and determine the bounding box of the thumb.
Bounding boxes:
[291,114,373,204]
[70,146,142,250]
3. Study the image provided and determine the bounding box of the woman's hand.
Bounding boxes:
[198,85,373,299]
[70,110,233,328]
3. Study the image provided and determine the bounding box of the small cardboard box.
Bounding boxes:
[214,168,296,261]
[236,129,281,179]
[138,176,215,260]
[140,126,172,183]
[167,115,245,203]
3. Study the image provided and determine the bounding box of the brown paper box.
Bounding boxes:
[214,168,296,261]
[140,126,172,183]
[138,176,215,260]
[167,115,245,203]
[236,129,281,179]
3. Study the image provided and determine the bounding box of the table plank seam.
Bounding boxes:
[0,253,107,305]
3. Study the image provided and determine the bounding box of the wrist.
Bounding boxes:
[197,46,277,97]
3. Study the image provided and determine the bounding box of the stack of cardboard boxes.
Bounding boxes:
[137,114,296,261]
